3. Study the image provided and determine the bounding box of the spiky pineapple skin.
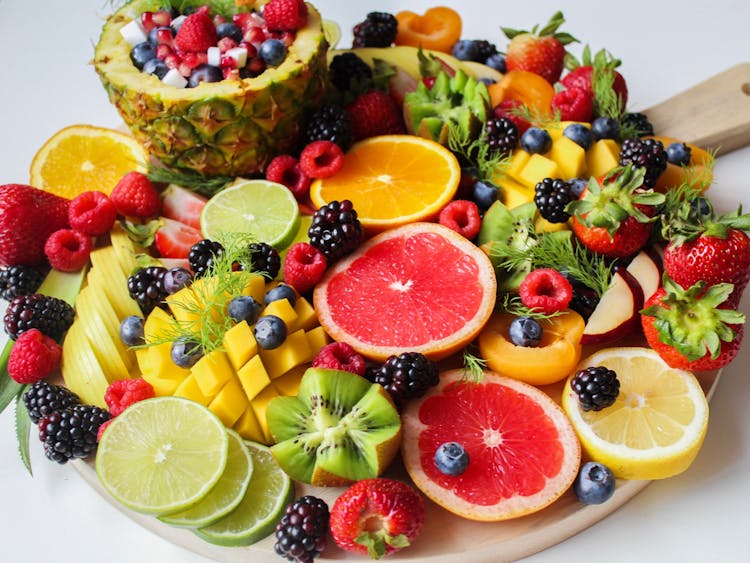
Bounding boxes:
[93,0,329,177]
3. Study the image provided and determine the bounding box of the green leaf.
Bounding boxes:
[0,340,23,415]
[15,393,32,476]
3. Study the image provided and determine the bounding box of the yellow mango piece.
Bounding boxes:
[262,299,298,330]
[494,175,535,208]
[547,121,585,140]
[258,329,313,379]
[223,321,258,371]
[141,371,182,396]
[165,285,201,324]
[549,136,587,179]
[518,154,559,190]
[505,149,530,183]
[305,326,330,357]
[587,139,621,179]
[237,355,272,401]
[209,377,249,428]
[143,306,174,342]
[138,344,190,383]
[240,273,266,303]
[293,297,318,332]
[273,365,306,397]
[234,408,266,444]
[173,374,212,406]
[535,215,570,233]
[249,385,280,444]
[192,349,235,397]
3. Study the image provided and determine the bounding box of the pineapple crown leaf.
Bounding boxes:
[640,276,745,360]
[501,11,578,45]
[147,165,235,197]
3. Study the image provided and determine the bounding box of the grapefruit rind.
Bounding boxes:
[401,369,581,522]
[313,222,497,362]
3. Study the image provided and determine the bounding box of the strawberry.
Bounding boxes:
[567,166,665,258]
[154,217,203,260]
[493,99,531,135]
[346,90,406,141]
[160,184,207,231]
[174,7,217,53]
[501,11,578,84]
[550,86,593,122]
[329,478,425,559]
[109,172,161,218]
[561,47,629,114]
[262,0,308,32]
[641,277,745,371]
[0,184,70,267]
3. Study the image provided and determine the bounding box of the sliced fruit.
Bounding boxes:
[309,135,460,233]
[29,124,147,198]
[200,179,300,249]
[561,347,709,480]
[581,267,643,345]
[401,369,581,521]
[626,249,662,302]
[266,368,402,486]
[96,397,229,515]
[394,6,462,53]
[195,441,294,546]
[487,70,555,118]
[313,222,496,361]
[154,217,204,260]
[161,184,208,231]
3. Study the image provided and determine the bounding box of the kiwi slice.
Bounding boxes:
[266,368,402,487]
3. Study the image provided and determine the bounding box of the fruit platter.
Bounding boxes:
[2,0,750,562]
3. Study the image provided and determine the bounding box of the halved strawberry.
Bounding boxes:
[154,217,203,259]
[160,185,207,231]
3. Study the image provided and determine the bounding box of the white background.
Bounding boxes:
[1,0,749,561]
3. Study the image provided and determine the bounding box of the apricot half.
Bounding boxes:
[395,7,462,53]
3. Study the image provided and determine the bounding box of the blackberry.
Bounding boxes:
[618,137,667,188]
[274,495,329,563]
[247,242,281,279]
[188,239,224,278]
[534,178,573,223]
[620,112,654,138]
[369,352,439,407]
[303,104,354,151]
[0,265,46,301]
[328,52,373,94]
[571,366,620,412]
[307,200,363,262]
[22,380,80,424]
[483,116,519,156]
[39,404,111,464]
[127,266,168,315]
[4,293,75,341]
[352,12,398,48]
[568,289,600,321]
[475,40,498,62]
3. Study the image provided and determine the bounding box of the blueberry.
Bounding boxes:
[254,315,287,350]
[563,123,594,150]
[187,64,223,88]
[264,284,297,306]
[171,339,203,368]
[520,127,552,154]
[484,52,506,73]
[162,267,193,294]
[434,442,470,476]
[147,25,175,45]
[591,116,620,141]
[216,22,243,43]
[130,41,157,70]
[666,142,691,166]
[471,179,499,212]
[508,316,543,347]
[259,39,287,67]
[569,177,588,199]
[574,461,616,504]
[478,77,496,86]
[119,316,145,347]
[690,196,712,217]
[451,39,479,61]
[228,295,262,325]
[142,58,169,79]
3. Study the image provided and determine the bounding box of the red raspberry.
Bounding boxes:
[265,154,311,200]
[312,342,367,376]
[283,242,327,294]
[104,378,155,417]
[263,0,308,32]
[438,200,482,239]
[109,171,161,218]
[299,140,344,179]
[493,99,531,135]
[174,7,217,53]
[44,229,92,272]
[519,268,573,314]
[550,87,594,122]
[7,328,62,384]
[97,418,114,442]
[346,90,406,140]
[68,191,117,236]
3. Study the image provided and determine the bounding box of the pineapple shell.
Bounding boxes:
[93,0,329,177]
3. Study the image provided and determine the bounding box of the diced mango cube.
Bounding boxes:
[209,377,249,428]
[237,355,271,401]
[305,326,330,357]
[165,286,201,324]
[261,298,298,330]
[547,121,585,140]
[505,149,530,182]
[494,175,535,208]
[192,349,234,397]
[258,329,313,379]
[518,154,559,189]
[173,374,212,406]
[138,344,190,383]
[224,321,258,371]
[273,365,306,397]
[240,273,266,303]
[587,139,620,179]
[249,385,280,443]
[234,408,265,444]
[549,136,586,179]
[293,297,318,332]
[143,306,174,342]
[141,372,182,396]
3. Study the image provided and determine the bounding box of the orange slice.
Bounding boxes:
[309,135,460,233]
[30,124,148,198]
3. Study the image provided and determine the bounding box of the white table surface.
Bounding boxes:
[1,1,749,561]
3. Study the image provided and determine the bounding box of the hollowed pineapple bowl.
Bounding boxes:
[93,0,329,177]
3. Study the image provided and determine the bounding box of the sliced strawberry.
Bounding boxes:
[154,217,203,259]
[160,184,207,231]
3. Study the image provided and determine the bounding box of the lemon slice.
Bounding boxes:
[200,179,300,249]
[95,397,229,515]
[562,347,709,480]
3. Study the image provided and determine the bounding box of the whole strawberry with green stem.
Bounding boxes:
[641,276,745,371]
[566,165,665,258]
[501,11,578,84]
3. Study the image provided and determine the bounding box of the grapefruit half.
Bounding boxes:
[401,369,582,521]
[313,222,496,361]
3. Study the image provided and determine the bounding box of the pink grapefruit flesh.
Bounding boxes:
[313,222,497,361]
[401,369,582,521]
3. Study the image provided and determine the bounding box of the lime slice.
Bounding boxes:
[158,429,253,528]
[200,179,301,249]
[195,441,294,546]
[322,19,341,49]
[95,397,229,515]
